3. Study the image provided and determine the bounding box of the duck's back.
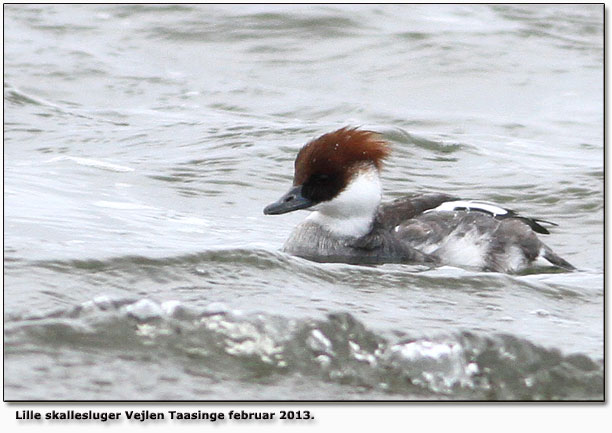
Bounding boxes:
[388,195,575,272]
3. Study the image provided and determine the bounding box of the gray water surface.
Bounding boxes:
[4,4,603,400]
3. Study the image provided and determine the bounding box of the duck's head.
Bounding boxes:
[264,127,390,225]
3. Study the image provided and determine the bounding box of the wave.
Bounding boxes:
[4,84,129,126]
[5,297,603,400]
[24,247,593,297]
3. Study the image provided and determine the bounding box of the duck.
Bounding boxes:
[264,127,574,273]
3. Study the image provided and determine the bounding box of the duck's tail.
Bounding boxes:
[542,245,576,271]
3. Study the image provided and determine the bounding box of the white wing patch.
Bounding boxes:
[425,200,509,216]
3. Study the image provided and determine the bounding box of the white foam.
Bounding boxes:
[49,156,134,172]
[393,340,460,361]
[308,329,333,353]
[161,300,183,316]
[93,201,154,210]
[125,299,163,320]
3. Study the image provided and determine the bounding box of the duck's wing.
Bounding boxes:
[421,200,558,235]
[376,193,459,230]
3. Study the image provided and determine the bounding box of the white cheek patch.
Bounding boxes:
[425,200,509,217]
[306,166,382,238]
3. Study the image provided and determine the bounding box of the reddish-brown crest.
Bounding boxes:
[293,127,390,186]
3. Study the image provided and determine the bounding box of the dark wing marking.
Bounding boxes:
[500,211,558,235]
[425,200,560,235]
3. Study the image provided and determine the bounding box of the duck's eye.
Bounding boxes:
[302,172,343,203]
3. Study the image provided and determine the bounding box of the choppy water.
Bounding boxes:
[3,4,603,400]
